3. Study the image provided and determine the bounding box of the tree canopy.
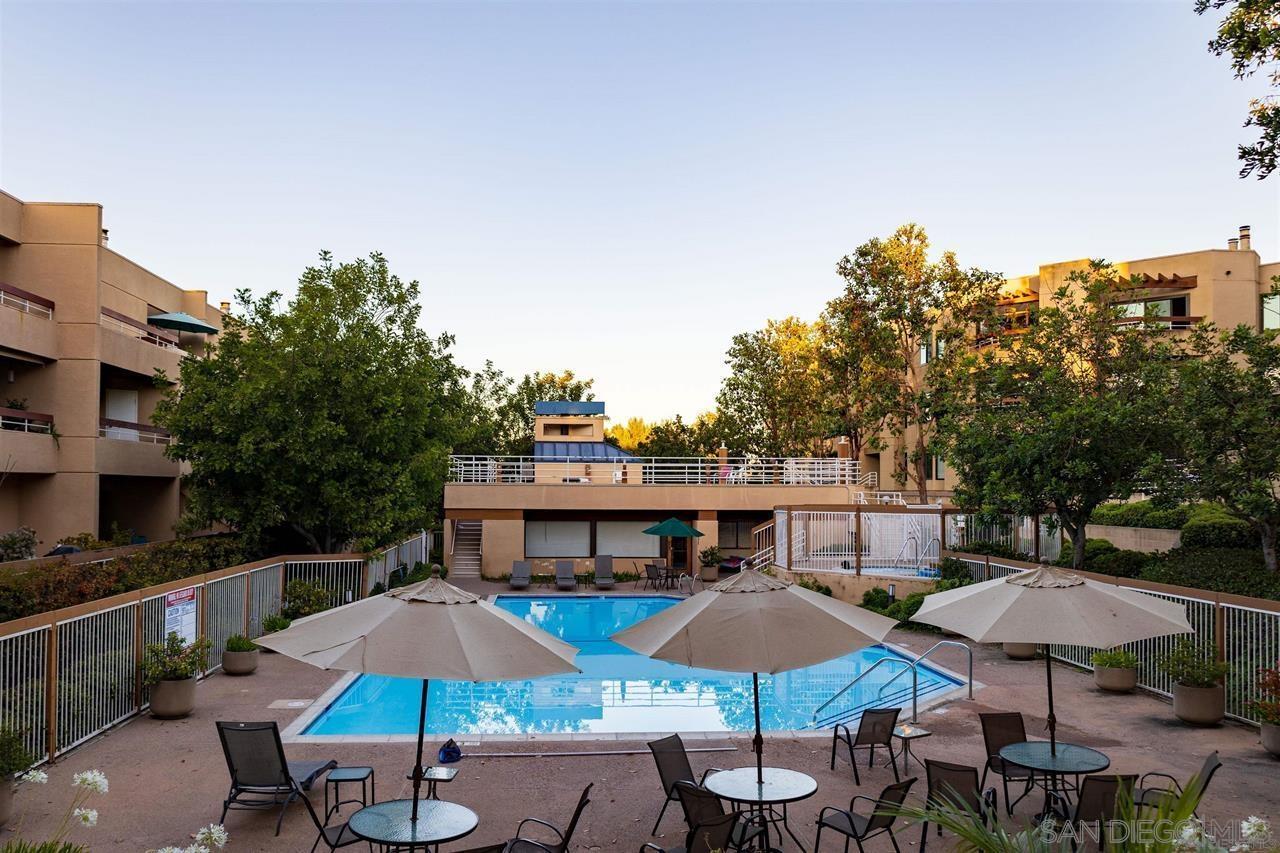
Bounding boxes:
[1196,0,1280,179]
[457,367,595,456]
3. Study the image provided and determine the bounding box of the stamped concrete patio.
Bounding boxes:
[6,598,1277,852]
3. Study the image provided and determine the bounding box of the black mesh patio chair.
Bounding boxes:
[298,789,365,853]
[640,563,663,591]
[554,560,577,592]
[831,707,901,785]
[673,781,767,852]
[647,733,724,833]
[815,777,916,853]
[641,811,741,853]
[978,711,1035,816]
[918,759,996,852]
[503,783,592,853]
[1050,774,1137,851]
[595,555,616,590]
[216,721,337,836]
[510,560,532,590]
[1136,752,1222,817]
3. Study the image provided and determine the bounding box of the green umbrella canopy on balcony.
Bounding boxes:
[643,518,704,538]
[147,311,219,334]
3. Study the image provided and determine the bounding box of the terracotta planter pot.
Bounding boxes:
[1004,642,1038,660]
[150,676,197,719]
[1172,683,1225,726]
[0,777,13,830]
[1262,723,1280,757]
[700,565,718,582]
[1094,666,1138,693]
[222,649,259,676]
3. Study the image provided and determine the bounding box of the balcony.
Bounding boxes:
[0,282,57,361]
[99,309,185,378]
[96,418,178,477]
[448,456,868,486]
[0,407,57,473]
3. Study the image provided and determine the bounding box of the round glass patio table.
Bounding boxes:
[705,767,818,851]
[347,798,478,850]
[999,742,1110,820]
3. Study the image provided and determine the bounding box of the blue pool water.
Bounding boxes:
[303,595,962,736]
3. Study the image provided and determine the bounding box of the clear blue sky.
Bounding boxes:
[2,0,1275,422]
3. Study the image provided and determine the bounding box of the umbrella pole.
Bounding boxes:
[1044,645,1057,756]
[752,672,764,785]
[410,678,430,822]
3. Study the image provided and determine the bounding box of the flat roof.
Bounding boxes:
[534,401,605,416]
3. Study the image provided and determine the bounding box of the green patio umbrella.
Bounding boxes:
[643,517,703,573]
[147,311,219,334]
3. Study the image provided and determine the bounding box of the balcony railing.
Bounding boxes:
[0,283,54,320]
[100,309,183,352]
[448,455,870,486]
[98,418,172,445]
[0,407,54,434]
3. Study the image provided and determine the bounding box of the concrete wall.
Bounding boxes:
[777,567,937,606]
[1085,524,1181,553]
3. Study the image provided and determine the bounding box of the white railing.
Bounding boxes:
[99,313,183,352]
[365,531,432,593]
[0,408,53,434]
[945,513,1062,563]
[449,455,866,487]
[98,418,172,445]
[0,289,52,320]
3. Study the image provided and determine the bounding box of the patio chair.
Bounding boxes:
[299,791,364,853]
[918,759,996,852]
[831,707,901,785]
[215,721,337,836]
[1050,774,1136,851]
[647,733,724,834]
[510,560,532,590]
[1135,752,1222,817]
[978,711,1035,816]
[814,777,916,853]
[673,781,766,852]
[640,563,663,592]
[594,555,616,590]
[554,560,576,592]
[641,811,740,853]
[502,782,592,853]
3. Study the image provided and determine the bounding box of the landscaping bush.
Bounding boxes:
[1089,500,1191,530]
[1054,537,1117,567]
[861,587,891,611]
[1179,504,1254,549]
[261,613,291,633]
[938,557,974,583]
[141,632,212,685]
[388,561,447,590]
[0,726,32,777]
[795,575,832,596]
[957,540,1032,561]
[281,580,332,619]
[0,527,38,562]
[1140,547,1280,600]
[1087,548,1152,579]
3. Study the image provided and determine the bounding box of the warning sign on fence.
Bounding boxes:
[164,587,197,644]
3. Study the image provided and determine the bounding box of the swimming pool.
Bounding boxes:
[301,595,963,737]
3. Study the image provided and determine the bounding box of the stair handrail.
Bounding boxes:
[810,656,912,725]
[874,640,974,722]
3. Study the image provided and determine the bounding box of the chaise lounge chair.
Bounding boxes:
[594,555,615,590]
[216,721,336,836]
[510,560,532,590]
[555,560,577,592]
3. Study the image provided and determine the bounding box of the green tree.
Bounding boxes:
[835,224,1002,503]
[715,317,825,457]
[154,251,466,553]
[1196,0,1280,179]
[454,367,595,456]
[816,289,895,463]
[635,413,726,457]
[605,416,652,452]
[933,261,1178,569]
[1161,313,1280,571]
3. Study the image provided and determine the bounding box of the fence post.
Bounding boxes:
[786,509,794,569]
[854,508,862,576]
[360,558,370,598]
[984,554,991,582]
[134,602,144,710]
[1213,599,1226,664]
[1033,514,1041,564]
[242,570,252,634]
[45,625,57,760]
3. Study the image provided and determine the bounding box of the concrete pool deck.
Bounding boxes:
[6,619,1278,852]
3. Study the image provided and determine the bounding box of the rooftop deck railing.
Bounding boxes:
[448,455,872,487]
[0,282,54,320]
[98,418,172,445]
[0,407,54,434]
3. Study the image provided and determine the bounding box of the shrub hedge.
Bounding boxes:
[1140,547,1280,600]
[1088,500,1191,530]
[1179,504,1255,550]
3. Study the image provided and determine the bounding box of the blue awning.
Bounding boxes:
[534,441,634,460]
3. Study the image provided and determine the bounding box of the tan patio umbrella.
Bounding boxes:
[912,566,1192,754]
[611,569,898,783]
[257,576,578,822]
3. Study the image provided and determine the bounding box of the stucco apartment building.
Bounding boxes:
[860,224,1280,499]
[0,189,223,550]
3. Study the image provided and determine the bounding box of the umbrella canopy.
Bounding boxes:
[642,517,704,538]
[258,577,578,820]
[913,566,1192,752]
[612,569,898,781]
[147,311,219,334]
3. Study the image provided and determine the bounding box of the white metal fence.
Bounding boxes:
[365,530,431,592]
[448,455,871,487]
[770,508,946,578]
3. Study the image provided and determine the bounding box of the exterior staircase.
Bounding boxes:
[450,521,482,577]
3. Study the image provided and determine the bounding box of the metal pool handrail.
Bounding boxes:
[875,639,974,722]
[811,656,913,725]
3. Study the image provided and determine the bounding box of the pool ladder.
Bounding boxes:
[811,640,973,727]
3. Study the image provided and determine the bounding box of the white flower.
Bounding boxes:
[73,807,98,827]
[182,846,210,853]
[1241,816,1271,844]
[71,769,109,794]
[18,769,47,784]
[153,848,185,853]
[193,824,228,849]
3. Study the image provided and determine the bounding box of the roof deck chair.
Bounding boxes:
[1050,774,1137,851]
[918,759,996,852]
[979,711,1035,816]
[814,777,916,853]
[509,560,532,590]
[299,791,364,853]
[503,783,592,853]
[1136,752,1222,818]
[831,707,902,785]
[647,733,724,834]
[594,554,616,590]
[554,560,577,592]
[641,811,740,853]
[673,781,766,852]
[216,721,337,836]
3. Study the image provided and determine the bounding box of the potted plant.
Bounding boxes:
[258,613,291,652]
[698,546,723,582]
[1091,648,1139,693]
[0,727,32,828]
[1157,639,1230,726]
[1246,661,1280,757]
[221,634,259,676]
[142,632,211,719]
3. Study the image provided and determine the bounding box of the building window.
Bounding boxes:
[718,520,756,550]
[930,455,946,480]
[525,521,590,557]
[1119,295,1189,325]
[1263,294,1280,330]
[595,521,660,557]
